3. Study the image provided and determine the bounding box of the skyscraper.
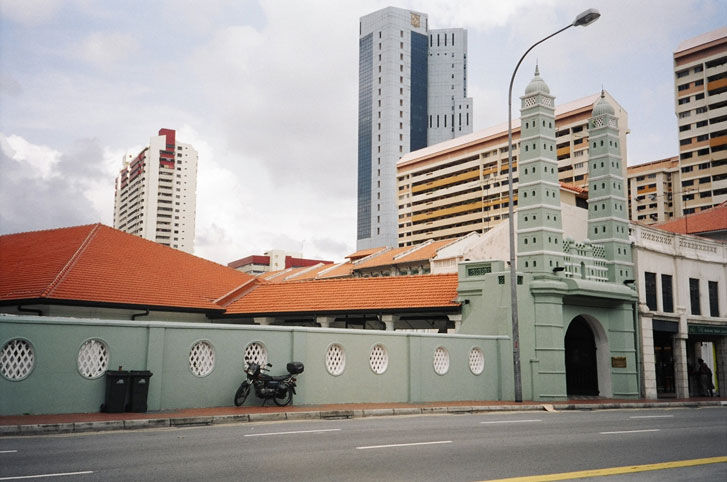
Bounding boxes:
[673,27,727,215]
[357,7,473,250]
[113,128,198,253]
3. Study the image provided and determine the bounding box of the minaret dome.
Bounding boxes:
[592,90,615,116]
[524,65,550,95]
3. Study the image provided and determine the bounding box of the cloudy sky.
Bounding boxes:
[1,0,725,265]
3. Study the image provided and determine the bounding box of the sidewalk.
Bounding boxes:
[2,398,725,437]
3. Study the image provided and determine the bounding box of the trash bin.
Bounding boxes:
[128,370,153,413]
[102,370,129,413]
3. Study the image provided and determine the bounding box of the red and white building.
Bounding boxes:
[113,128,198,253]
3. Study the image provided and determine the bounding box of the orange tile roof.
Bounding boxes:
[395,239,454,263]
[0,224,253,311]
[653,203,727,235]
[559,182,587,195]
[223,274,460,315]
[316,262,354,279]
[286,263,335,281]
[346,247,387,260]
[353,246,410,269]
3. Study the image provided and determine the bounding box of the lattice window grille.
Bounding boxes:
[77,339,109,379]
[593,118,604,128]
[325,344,346,376]
[608,119,618,128]
[369,344,389,375]
[469,347,485,375]
[1,339,35,381]
[433,346,450,375]
[541,96,554,107]
[523,97,536,108]
[189,341,215,377]
[244,342,267,369]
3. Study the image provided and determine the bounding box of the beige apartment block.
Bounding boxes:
[396,90,627,247]
[674,27,727,214]
[627,156,680,225]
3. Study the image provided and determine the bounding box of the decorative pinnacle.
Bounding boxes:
[534,62,540,76]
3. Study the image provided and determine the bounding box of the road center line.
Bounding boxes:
[600,429,660,435]
[0,450,19,454]
[356,440,452,450]
[474,456,727,481]
[629,415,674,419]
[0,471,93,481]
[244,428,341,437]
[480,420,542,424]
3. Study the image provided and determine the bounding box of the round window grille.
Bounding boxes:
[325,343,346,376]
[469,347,485,375]
[433,346,450,375]
[189,341,215,377]
[369,344,389,375]
[244,342,268,369]
[77,339,109,379]
[1,339,35,381]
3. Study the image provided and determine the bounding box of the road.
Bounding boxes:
[1,407,725,481]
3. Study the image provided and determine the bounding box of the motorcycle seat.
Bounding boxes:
[259,374,289,382]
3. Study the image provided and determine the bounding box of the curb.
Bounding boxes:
[2,400,725,437]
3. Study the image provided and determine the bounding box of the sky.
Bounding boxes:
[1,0,725,265]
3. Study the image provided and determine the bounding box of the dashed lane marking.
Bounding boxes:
[356,440,452,450]
[244,428,341,437]
[600,429,660,434]
[480,420,542,424]
[629,415,674,419]
[0,471,93,480]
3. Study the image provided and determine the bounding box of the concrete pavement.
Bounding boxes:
[1,397,725,437]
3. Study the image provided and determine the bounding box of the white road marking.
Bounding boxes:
[0,450,18,454]
[629,415,674,419]
[601,429,661,435]
[244,428,341,437]
[480,419,542,424]
[356,440,452,450]
[0,471,93,480]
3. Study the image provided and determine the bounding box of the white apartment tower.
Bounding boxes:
[674,27,727,215]
[357,7,473,250]
[113,128,198,253]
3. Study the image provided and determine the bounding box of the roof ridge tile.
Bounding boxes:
[41,224,100,298]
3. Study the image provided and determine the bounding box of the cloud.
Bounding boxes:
[0,134,115,234]
[0,0,65,25]
[75,32,139,67]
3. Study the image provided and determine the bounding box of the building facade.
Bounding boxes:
[357,7,473,251]
[396,84,627,247]
[674,27,727,215]
[631,223,726,399]
[626,156,679,225]
[113,128,198,253]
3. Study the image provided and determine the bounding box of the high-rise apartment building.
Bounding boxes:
[674,27,727,215]
[626,156,679,225]
[397,84,628,247]
[113,128,198,253]
[357,7,473,250]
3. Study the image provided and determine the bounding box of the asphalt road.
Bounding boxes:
[1,407,725,481]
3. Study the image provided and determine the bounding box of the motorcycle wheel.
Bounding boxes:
[234,382,251,406]
[273,386,293,407]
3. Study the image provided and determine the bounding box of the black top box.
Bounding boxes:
[287,362,304,374]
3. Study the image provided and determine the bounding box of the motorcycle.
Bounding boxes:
[234,361,304,407]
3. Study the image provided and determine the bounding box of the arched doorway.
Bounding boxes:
[565,316,599,396]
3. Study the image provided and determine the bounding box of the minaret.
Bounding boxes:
[586,92,633,283]
[516,66,564,273]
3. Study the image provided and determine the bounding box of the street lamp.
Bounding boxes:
[506,8,600,403]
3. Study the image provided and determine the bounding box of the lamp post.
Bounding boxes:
[506,8,600,403]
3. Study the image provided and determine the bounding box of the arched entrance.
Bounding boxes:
[565,316,599,396]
